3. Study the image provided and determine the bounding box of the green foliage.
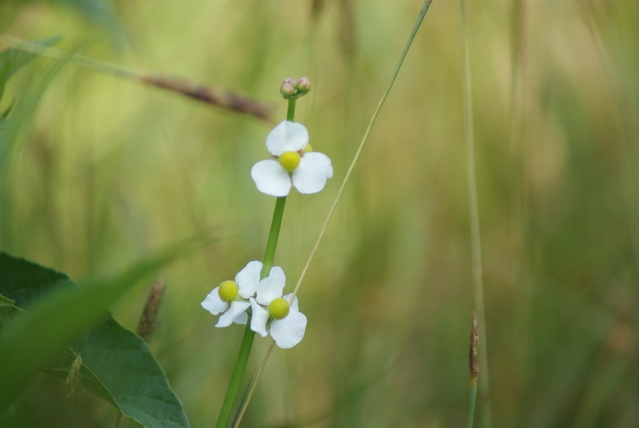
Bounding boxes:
[0,36,61,81]
[0,252,188,427]
[0,36,61,120]
[0,40,69,206]
[1,0,639,427]
[72,318,189,428]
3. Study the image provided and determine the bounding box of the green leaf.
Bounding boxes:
[0,252,190,427]
[73,318,189,427]
[0,61,10,105]
[0,41,71,213]
[0,36,62,81]
[0,36,61,121]
[0,252,70,308]
[0,293,20,329]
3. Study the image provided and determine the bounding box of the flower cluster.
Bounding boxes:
[251,120,333,197]
[201,261,307,349]
[279,77,311,100]
[202,84,330,351]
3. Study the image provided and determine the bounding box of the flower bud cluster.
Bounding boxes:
[280,77,311,100]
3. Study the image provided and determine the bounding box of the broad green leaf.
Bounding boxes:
[0,251,191,427]
[0,252,69,307]
[72,318,189,427]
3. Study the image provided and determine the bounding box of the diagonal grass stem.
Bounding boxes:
[290,0,434,300]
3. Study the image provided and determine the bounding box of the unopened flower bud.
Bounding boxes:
[296,77,310,93]
[282,77,296,86]
[280,82,296,98]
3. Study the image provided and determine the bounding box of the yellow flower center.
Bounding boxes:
[268,297,290,320]
[218,280,239,302]
[279,151,301,172]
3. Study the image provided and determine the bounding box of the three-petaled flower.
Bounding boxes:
[201,261,307,348]
[251,120,333,197]
[201,260,261,327]
[249,267,307,349]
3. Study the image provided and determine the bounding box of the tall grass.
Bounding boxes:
[1,0,639,426]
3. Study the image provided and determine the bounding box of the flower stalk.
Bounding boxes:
[206,77,321,426]
[214,323,255,428]
[261,196,287,278]
[214,91,303,428]
[214,175,288,428]
[214,195,286,428]
[287,99,296,122]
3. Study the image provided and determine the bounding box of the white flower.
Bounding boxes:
[251,120,333,197]
[201,261,262,328]
[249,266,307,349]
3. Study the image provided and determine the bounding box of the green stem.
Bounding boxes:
[216,117,291,427]
[467,384,477,428]
[261,196,287,278]
[214,196,286,428]
[214,323,256,428]
[286,99,296,122]
[458,0,491,426]
[0,35,136,79]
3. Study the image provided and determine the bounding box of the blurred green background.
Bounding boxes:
[1,0,638,427]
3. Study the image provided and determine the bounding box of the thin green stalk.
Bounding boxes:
[261,196,287,278]
[468,311,479,428]
[215,187,287,428]
[0,35,272,121]
[287,99,297,122]
[215,323,256,428]
[291,0,434,299]
[215,99,295,427]
[459,0,492,426]
[0,35,136,78]
[468,385,478,428]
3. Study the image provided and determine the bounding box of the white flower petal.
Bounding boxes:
[216,300,250,328]
[292,152,333,194]
[201,287,228,315]
[251,160,292,197]
[266,121,309,155]
[270,309,307,349]
[234,312,248,325]
[256,266,286,305]
[236,260,262,298]
[250,298,270,337]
